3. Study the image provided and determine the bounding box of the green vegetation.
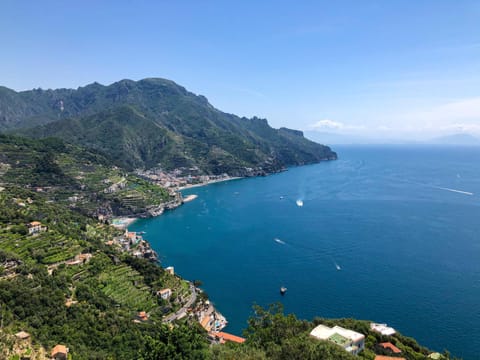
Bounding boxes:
[0,184,192,359]
[0,134,171,218]
[0,133,455,359]
[1,78,337,173]
[98,264,157,311]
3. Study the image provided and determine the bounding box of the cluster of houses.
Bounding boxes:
[105,229,158,262]
[186,297,239,345]
[309,322,444,359]
[103,178,127,194]
[310,323,403,358]
[135,167,230,190]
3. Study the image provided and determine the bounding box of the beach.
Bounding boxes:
[111,217,138,229]
[178,177,242,191]
[183,194,198,203]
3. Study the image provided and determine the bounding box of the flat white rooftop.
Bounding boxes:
[371,323,396,336]
[310,324,364,343]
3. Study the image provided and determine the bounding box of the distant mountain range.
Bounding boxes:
[427,133,480,145]
[304,131,373,145]
[304,131,408,145]
[0,78,336,174]
[306,130,480,146]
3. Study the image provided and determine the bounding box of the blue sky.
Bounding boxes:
[1,1,479,140]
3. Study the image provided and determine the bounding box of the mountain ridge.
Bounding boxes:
[0,78,336,174]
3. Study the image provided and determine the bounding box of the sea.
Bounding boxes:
[131,145,480,360]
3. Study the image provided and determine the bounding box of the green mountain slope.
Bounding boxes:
[1,78,336,173]
[0,134,171,218]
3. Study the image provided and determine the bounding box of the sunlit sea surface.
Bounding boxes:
[132,145,480,359]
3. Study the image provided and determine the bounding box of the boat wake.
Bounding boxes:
[274,238,286,245]
[433,186,473,196]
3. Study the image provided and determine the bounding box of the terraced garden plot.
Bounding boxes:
[0,232,81,264]
[98,264,157,311]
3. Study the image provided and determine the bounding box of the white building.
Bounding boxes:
[157,288,172,300]
[310,324,365,355]
[28,221,46,235]
[370,323,396,336]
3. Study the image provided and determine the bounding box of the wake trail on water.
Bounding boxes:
[431,186,473,196]
[380,174,475,197]
[330,256,342,270]
[272,236,345,272]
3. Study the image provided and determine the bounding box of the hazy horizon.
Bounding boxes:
[1,1,479,141]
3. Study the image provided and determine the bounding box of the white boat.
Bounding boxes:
[296,199,304,207]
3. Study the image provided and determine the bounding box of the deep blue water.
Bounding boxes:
[132,146,480,359]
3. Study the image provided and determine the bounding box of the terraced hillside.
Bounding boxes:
[0,134,171,218]
[0,184,199,359]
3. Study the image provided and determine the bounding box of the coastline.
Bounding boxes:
[121,177,244,334]
[178,176,243,191]
[111,217,138,229]
[111,177,242,227]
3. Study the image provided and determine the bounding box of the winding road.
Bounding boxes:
[163,283,197,322]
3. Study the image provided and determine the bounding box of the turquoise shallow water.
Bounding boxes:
[132,146,480,359]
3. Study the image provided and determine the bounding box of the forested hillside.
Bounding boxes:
[1,78,336,173]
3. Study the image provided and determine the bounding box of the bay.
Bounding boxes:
[131,145,480,359]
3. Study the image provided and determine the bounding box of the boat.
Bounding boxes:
[296,199,303,207]
[280,286,287,295]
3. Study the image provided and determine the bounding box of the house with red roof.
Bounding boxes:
[51,344,69,360]
[379,342,402,354]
